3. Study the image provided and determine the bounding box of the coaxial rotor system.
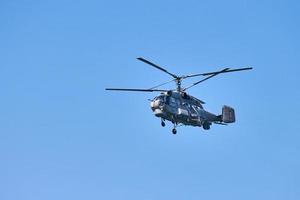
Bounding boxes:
[106,57,252,93]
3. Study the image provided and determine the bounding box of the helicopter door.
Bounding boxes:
[178,102,189,117]
[168,97,178,107]
[166,96,179,114]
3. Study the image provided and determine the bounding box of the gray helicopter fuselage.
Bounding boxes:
[150,91,219,127]
[106,57,249,133]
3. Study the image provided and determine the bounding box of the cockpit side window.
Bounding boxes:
[155,95,165,102]
[190,104,198,115]
[159,96,164,102]
[166,96,170,104]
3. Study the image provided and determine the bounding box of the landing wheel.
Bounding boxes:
[172,128,177,134]
[203,122,210,130]
[161,121,165,127]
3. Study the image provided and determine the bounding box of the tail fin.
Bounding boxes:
[221,105,235,123]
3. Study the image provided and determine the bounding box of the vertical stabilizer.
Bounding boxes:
[222,106,235,123]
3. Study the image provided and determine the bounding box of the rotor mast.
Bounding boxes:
[175,77,182,91]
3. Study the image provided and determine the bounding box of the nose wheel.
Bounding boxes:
[172,128,177,134]
[172,122,178,134]
[161,119,165,127]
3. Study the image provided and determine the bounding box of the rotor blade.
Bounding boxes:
[201,67,253,76]
[149,78,176,90]
[183,68,230,91]
[184,67,253,78]
[106,88,168,92]
[137,57,178,78]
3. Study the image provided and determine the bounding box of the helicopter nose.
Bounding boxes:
[150,100,165,117]
[150,100,160,110]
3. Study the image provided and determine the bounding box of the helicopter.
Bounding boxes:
[106,57,252,134]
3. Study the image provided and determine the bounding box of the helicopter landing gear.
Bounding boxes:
[203,122,210,130]
[172,128,177,134]
[161,119,165,127]
[172,122,178,134]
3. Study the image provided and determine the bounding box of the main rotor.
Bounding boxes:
[136,57,184,91]
[106,57,252,94]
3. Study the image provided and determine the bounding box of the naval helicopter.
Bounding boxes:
[106,57,252,134]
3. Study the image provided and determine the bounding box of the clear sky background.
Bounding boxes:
[1,0,300,199]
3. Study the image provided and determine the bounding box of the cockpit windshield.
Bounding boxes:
[154,95,165,102]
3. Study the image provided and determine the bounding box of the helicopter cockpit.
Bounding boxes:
[151,95,165,110]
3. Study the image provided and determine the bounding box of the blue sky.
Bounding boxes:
[1,0,300,199]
